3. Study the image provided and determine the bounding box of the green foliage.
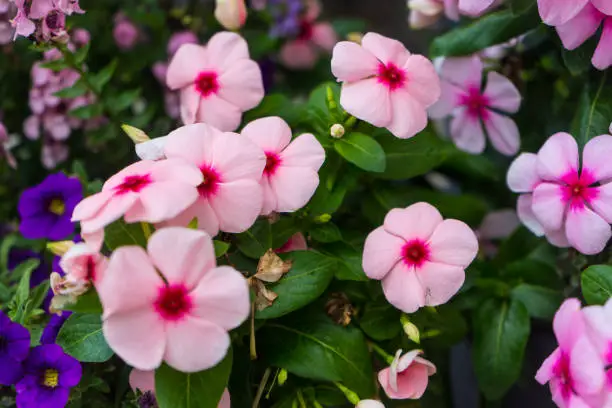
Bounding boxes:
[104,219,148,251]
[334,132,386,173]
[56,313,114,363]
[582,265,612,305]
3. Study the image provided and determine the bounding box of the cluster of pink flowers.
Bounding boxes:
[537,298,612,408]
[11,0,84,42]
[408,0,502,29]
[508,132,612,255]
[0,0,13,44]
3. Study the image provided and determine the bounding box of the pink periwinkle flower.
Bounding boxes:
[59,242,108,287]
[41,140,68,169]
[98,227,250,372]
[429,56,521,156]
[362,202,478,313]
[583,298,612,405]
[0,0,14,44]
[536,299,608,408]
[167,30,198,57]
[162,122,266,236]
[214,0,247,31]
[241,116,325,215]
[166,32,265,131]
[113,14,140,51]
[476,209,519,257]
[408,0,502,29]
[71,159,202,234]
[331,32,441,139]
[378,349,437,399]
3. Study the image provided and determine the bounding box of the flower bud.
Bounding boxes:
[214,0,247,31]
[47,240,75,256]
[121,124,149,144]
[401,314,421,344]
[314,214,331,224]
[330,124,345,139]
[356,400,385,408]
[346,32,363,44]
[278,369,288,386]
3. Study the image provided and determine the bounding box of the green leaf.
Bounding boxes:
[213,240,230,258]
[155,350,232,408]
[359,298,401,341]
[65,290,103,314]
[322,243,368,281]
[334,132,386,173]
[430,8,540,57]
[309,223,342,243]
[40,58,68,71]
[511,284,563,320]
[107,88,141,113]
[256,252,336,319]
[235,220,272,259]
[571,75,611,148]
[104,220,148,251]
[259,310,375,397]
[582,265,612,305]
[56,313,114,363]
[54,81,88,98]
[9,259,40,323]
[243,94,301,126]
[332,19,367,38]
[90,59,118,92]
[472,299,530,400]
[509,0,535,14]
[68,103,103,119]
[562,38,597,76]
[74,42,90,65]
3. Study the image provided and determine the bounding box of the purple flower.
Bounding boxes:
[0,310,30,386]
[18,173,83,241]
[40,311,72,345]
[268,0,303,37]
[16,344,82,408]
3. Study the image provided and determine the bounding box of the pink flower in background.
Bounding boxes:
[11,0,83,41]
[72,159,202,234]
[241,117,325,215]
[167,30,198,56]
[98,227,250,372]
[476,209,519,257]
[214,0,247,31]
[362,202,478,313]
[0,120,16,168]
[166,32,265,131]
[536,299,607,408]
[59,242,108,286]
[583,299,612,405]
[276,232,308,253]
[113,14,140,51]
[163,123,265,236]
[408,0,502,29]
[378,349,436,399]
[331,32,440,139]
[429,56,521,156]
[0,0,14,44]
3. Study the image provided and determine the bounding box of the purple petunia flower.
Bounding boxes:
[0,310,30,386]
[40,311,72,345]
[18,173,83,241]
[16,344,82,408]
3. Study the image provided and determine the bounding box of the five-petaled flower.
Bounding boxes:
[378,349,437,399]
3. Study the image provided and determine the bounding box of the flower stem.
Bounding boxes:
[296,389,308,408]
[252,368,271,408]
[141,223,152,239]
[250,301,257,360]
[369,342,394,365]
[333,382,360,405]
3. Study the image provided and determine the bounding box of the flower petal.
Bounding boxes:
[449,107,486,154]
[125,182,198,224]
[206,31,250,72]
[535,347,562,384]
[428,80,464,119]
[418,261,466,307]
[80,193,138,234]
[164,123,219,167]
[507,153,540,193]
[553,298,585,351]
[340,78,392,127]
[210,130,266,182]
[583,135,612,182]
[593,18,612,71]
[484,111,520,156]
[382,262,426,313]
[570,336,606,395]
[166,44,208,90]
[384,202,443,242]
[589,183,612,223]
[428,219,478,267]
[439,56,483,89]
[386,89,429,139]
[362,226,405,280]
[361,32,411,66]
[484,72,521,113]
[458,0,495,16]
[312,23,337,51]
[280,133,325,170]
[209,179,263,233]
[196,94,243,132]
[592,0,612,15]
[532,182,567,232]
[269,166,320,213]
[517,194,546,236]
[241,116,292,153]
[71,190,114,222]
[536,132,579,182]
[565,205,611,255]
[280,41,319,70]
[556,4,604,50]
[537,0,589,26]
[179,86,201,125]
[217,59,264,110]
[331,41,379,82]
[402,54,441,107]
[164,197,221,237]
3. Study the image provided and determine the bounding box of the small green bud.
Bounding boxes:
[400,314,420,344]
[278,369,288,386]
[314,214,331,224]
[330,124,345,139]
[121,124,149,144]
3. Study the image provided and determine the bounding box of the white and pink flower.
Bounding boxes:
[378,349,437,399]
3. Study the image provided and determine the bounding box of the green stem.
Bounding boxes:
[369,342,394,365]
[296,390,308,408]
[333,382,360,405]
[344,115,357,129]
[252,368,271,408]
[140,223,152,239]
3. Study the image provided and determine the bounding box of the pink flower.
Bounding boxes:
[162,123,265,236]
[167,30,198,56]
[113,16,140,51]
[378,349,436,399]
[331,32,441,139]
[241,117,325,215]
[276,232,308,253]
[41,141,68,169]
[71,159,202,234]
[429,56,521,156]
[476,209,519,257]
[214,0,247,31]
[362,202,478,313]
[98,227,250,372]
[536,299,607,408]
[583,299,612,404]
[356,401,385,408]
[166,32,265,131]
[408,0,501,29]
[59,242,108,286]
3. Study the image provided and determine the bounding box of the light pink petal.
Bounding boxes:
[478,209,519,240]
[103,160,157,191]
[217,59,264,110]
[545,228,570,248]
[458,0,495,16]
[592,0,612,15]
[149,157,203,187]
[205,31,250,72]
[164,198,221,237]
[135,136,168,161]
[428,80,464,119]
[379,362,430,399]
[517,194,546,236]
[386,88,429,139]
[191,266,250,330]
[507,153,540,193]
[280,41,319,70]
[556,4,604,50]
[311,23,337,51]
[164,123,219,167]
[80,193,138,234]
[583,135,612,182]
[269,166,319,213]
[125,182,198,224]
[356,400,385,408]
[444,0,460,21]
[439,56,483,89]
[570,336,606,395]
[331,41,379,82]
[384,202,443,242]
[209,131,266,181]
[71,190,114,222]
[147,227,216,290]
[402,55,441,107]
[583,304,612,349]
[209,179,263,233]
[260,177,278,216]
[428,219,478,267]
[241,116,292,153]
[179,86,201,125]
[196,94,242,132]
[362,226,405,280]
[129,369,155,393]
[219,390,231,408]
[553,298,585,351]
[382,262,426,313]
[418,261,465,307]
[449,108,486,154]
[531,182,567,232]
[280,133,325,170]
[166,44,208,90]
[484,72,521,113]
[164,317,230,373]
[565,206,611,255]
[536,132,579,182]
[593,19,612,71]
[537,0,589,26]
[535,347,562,384]
[590,183,612,223]
[340,78,392,127]
[409,10,442,30]
[361,32,411,66]
[484,111,520,156]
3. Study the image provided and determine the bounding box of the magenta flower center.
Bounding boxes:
[402,239,430,268]
[86,256,96,282]
[560,170,598,210]
[154,284,193,321]
[115,174,152,195]
[198,166,221,197]
[264,152,282,175]
[297,20,314,41]
[377,63,407,91]
[195,71,219,97]
[459,86,490,120]
[553,352,574,401]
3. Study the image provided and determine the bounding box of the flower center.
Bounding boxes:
[553,352,574,401]
[0,335,7,351]
[42,368,59,388]
[561,170,598,210]
[459,86,490,120]
[154,284,193,321]
[297,20,314,41]
[86,256,97,282]
[48,198,65,215]
[264,152,282,175]
[195,71,219,97]
[198,166,221,197]
[377,62,407,91]
[402,239,430,268]
[115,174,152,195]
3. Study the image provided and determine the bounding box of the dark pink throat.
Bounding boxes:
[195,71,219,97]
[115,174,152,195]
[553,352,574,401]
[198,166,221,197]
[560,170,598,210]
[264,152,282,176]
[297,20,314,41]
[402,239,430,268]
[154,284,193,321]
[459,86,490,120]
[377,62,407,91]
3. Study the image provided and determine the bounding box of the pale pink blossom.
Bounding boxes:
[583,299,612,405]
[214,0,247,31]
[241,117,325,215]
[429,56,521,156]
[71,159,202,234]
[98,227,250,372]
[59,242,108,286]
[362,202,478,313]
[162,123,266,236]
[378,349,436,399]
[356,401,385,408]
[408,0,502,29]
[166,32,265,131]
[331,32,440,139]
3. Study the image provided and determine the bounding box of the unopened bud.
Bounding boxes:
[278,369,288,386]
[313,214,331,224]
[330,124,345,139]
[121,124,150,144]
[400,314,420,344]
[347,32,363,44]
[335,383,360,405]
[47,241,75,256]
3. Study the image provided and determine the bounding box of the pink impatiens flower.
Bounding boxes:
[98,227,250,372]
[71,159,202,234]
[163,123,266,236]
[241,117,325,215]
[378,349,436,400]
[429,56,522,156]
[166,32,265,131]
[362,202,478,313]
[331,32,441,139]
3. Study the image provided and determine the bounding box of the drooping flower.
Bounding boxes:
[331,32,441,139]
[59,242,108,286]
[429,56,521,156]
[214,0,247,30]
[98,227,250,372]
[16,344,82,408]
[71,159,202,235]
[162,123,265,236]
[0,310,30,386]
[241,116,325,215]
[378,349,437,399]
[40,311,72,345]
[362,202,478,313]
[18,173,83,240]
[166,32,265,131]
[536,299,606,408]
